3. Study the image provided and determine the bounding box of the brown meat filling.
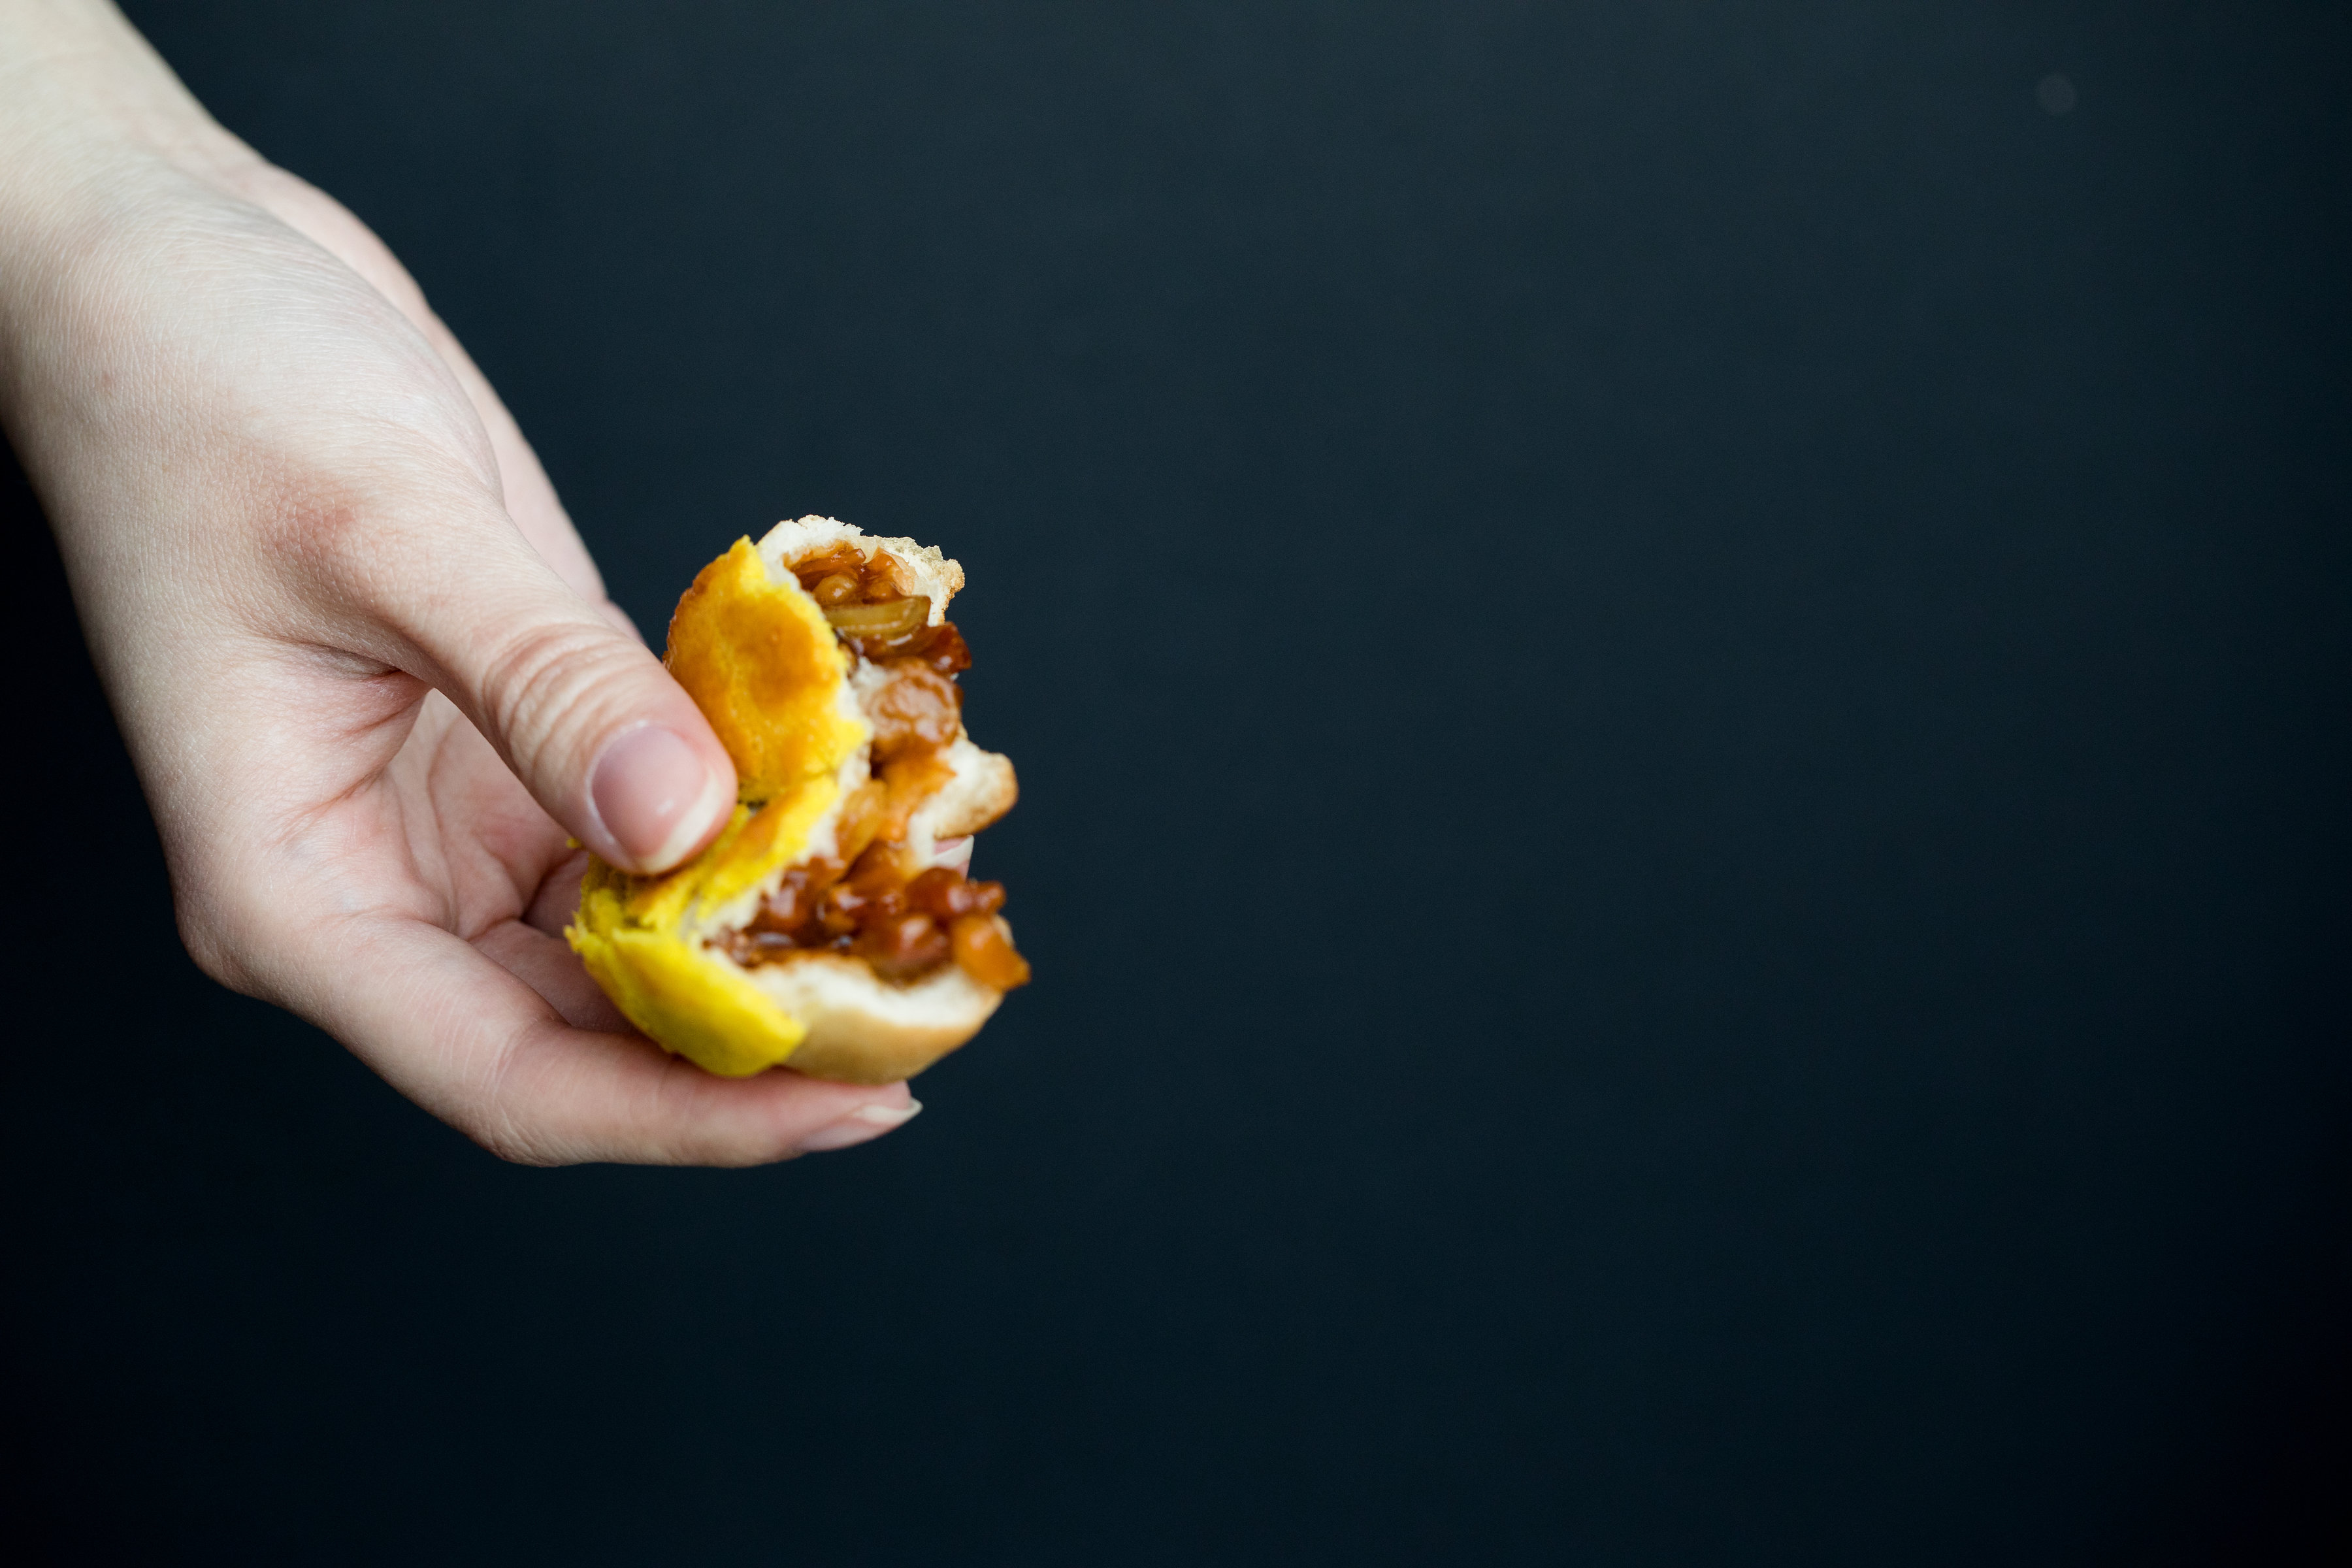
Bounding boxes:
[711,547,1028,992]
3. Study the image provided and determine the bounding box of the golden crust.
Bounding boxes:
[663,538,868,803]
[570,860,807,1077]
[566,519,1018,1083]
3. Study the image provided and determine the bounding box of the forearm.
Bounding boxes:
[0,1,255,204]
[0,0,610,602]
[0,0,250,449]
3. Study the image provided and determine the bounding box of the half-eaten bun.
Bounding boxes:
[566,517,1025,1084]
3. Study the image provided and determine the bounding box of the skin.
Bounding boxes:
[0,0,921,1163]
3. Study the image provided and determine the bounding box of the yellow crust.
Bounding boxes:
[564,539,867,1078]
[567,773,844,1077]
[662,538,867,803]
[570,870,806,1077]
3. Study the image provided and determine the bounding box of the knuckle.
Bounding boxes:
[472,616,636,767]
[462,1024,588,1168]
[166,871,267,997]
[474,1126,566,1168]
[463,1045,546,1165]
[172,904,251,992]
[458,1097,561,1167]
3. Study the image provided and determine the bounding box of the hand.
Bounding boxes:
[0,1,920,1163]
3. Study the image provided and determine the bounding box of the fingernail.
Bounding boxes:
[590,725,725,869]
[798,1098,923,1154]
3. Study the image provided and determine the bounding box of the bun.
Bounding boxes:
[568,517,1024,1082]
[743,955,1003,1085]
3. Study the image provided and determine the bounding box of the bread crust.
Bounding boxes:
[743,952,1006,1084]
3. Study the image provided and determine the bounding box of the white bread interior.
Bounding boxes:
[745,952,1007,1085]
[755,515,964,623]
[708,517,1019,1083]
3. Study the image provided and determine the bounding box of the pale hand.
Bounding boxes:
[0,0,920,1162]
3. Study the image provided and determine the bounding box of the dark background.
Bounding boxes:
[6,2,2347,1561]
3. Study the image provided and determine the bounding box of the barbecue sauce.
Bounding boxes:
[713,547,1026,990]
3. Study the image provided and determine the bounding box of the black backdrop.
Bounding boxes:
[7,3,2349,1562]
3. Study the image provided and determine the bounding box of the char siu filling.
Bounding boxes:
[710,546,1029,992]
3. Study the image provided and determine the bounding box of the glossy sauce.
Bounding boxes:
[715,547,1027,989]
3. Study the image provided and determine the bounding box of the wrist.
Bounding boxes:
[0,1,253,227]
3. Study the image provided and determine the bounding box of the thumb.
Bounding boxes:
[391,525,738,875]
